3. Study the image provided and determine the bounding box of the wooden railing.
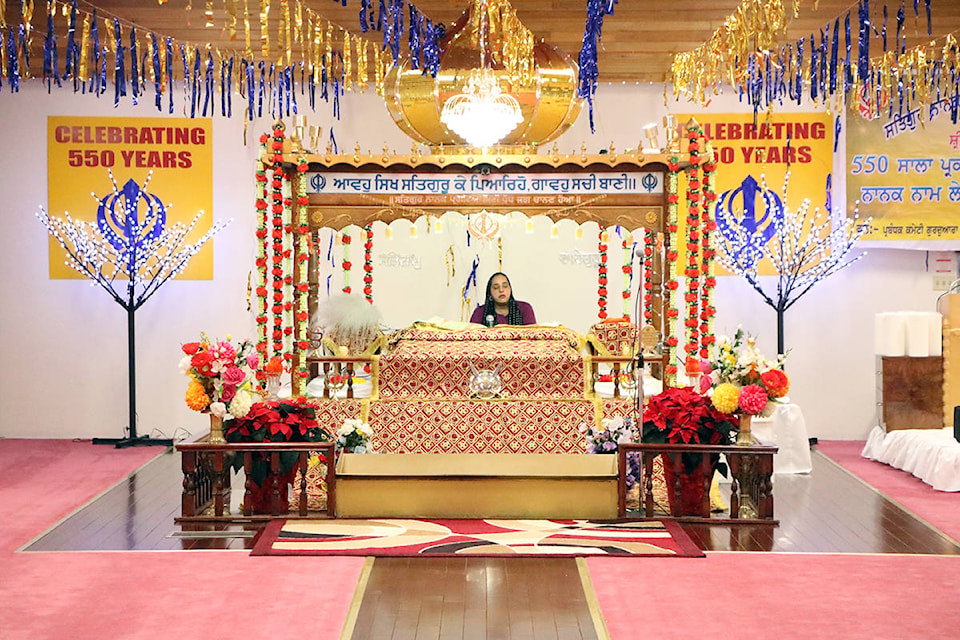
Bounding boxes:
[617,442,778,524]
[305,355,376,399]
[588,354,669,398]
[175,434,336,524]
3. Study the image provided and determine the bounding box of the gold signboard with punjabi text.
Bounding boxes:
[847,98,960,242]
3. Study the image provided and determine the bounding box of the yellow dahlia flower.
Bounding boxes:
[185,379,210,411]
[712,382,740,414]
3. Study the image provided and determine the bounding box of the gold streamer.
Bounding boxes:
[356,34,367,92]
[324,22,332,77]
[259,0,270,59]
[343,30,351,91]
[282,0,292,67]
[0,0,6,30]
[78,13,90,82]
[294,0,303,53]
[498,237,503,271]
[374,44,384,97]
[243,0,251,57]
[226,0,237,40]
[204,0,213,28]
[445,246,455,286]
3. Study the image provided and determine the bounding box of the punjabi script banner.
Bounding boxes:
[47,116,214,279]
[846,96,960,242]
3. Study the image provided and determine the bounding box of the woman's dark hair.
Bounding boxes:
[481,272,524,326]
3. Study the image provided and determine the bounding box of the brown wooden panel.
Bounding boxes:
[881,356,944,430]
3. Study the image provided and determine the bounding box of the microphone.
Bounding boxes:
[484,314,495,327]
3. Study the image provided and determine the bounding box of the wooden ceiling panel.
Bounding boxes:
[5,1,959,84]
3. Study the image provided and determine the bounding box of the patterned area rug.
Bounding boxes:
[251,518,704,558]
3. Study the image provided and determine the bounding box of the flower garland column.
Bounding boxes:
[684,129,703,374]
[362,224,374,303]
[270,124,290,370]
[597,229,608,320]
[664,163,681,385]
[254,134,271,386]
[621,232,633,318]
[341,229,352,293]
[293,157,311,388]
[700,140,719,359]
[641,229,655,326]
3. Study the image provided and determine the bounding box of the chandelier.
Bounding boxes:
[440,67,523,148]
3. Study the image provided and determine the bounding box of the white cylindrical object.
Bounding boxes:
[928,312,944,356]
[905,312,930,357]
[875,312,906,356]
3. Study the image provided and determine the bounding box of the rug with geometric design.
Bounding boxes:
[251,518,704,558]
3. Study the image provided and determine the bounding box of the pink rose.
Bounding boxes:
[221,366,246,386]
[221,384,237,402]
[246,353,259,370]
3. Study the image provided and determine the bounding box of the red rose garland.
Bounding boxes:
[270,124,287,371]
[341,230,352,294]
[254,134,271,383]
[621,233,632,318]
[294,157,311,380]
[642,229,655,325]
[363,224,374,303]
[597,229,608,320]
[664,159,680,382]
[684,129,702,373]
[700,149,718,358]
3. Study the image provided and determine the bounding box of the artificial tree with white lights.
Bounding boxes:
[36,171,229,447]
[714,172,869,356]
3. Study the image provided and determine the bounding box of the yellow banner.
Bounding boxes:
[677,112,834,274]
[46,116,214,279]
[847,102,960,242]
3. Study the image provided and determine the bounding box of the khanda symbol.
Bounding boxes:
[97,177,167,271]
[715,174,783,262]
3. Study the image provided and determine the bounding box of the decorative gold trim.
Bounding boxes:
[338,557,375,640]
[274,149,677,171]
[576,557,612,640]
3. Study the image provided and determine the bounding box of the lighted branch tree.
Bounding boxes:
[36,171,229,447]
[714,173,869,356]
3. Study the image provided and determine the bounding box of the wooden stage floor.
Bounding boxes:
[22,446,960,555]
[20,446,960,640]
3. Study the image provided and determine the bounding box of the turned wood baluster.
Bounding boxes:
[270,451,281,515]
[699,453,711,518]
[181,450,197,518]
[643,452,655,517]
[758,455,775,519]
[729,453,742,519]
[326,443,337,518]
[346,362,355,398]
[297,452,309,516]
[212,450,225,517]
[323,362,331,399]
[612,362,621,398]
[243,451,253,516]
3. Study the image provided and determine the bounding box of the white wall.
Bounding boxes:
[0,81,942,441]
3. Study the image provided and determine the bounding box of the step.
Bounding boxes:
[334,453,618,519]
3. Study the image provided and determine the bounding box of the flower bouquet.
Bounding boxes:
[336,418,375,454]
[704,328,790,444]
[580,416,640,489]
[180,334,258,420]
[641,386,737,515]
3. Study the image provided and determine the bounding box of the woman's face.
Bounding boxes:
[490,275,512,305]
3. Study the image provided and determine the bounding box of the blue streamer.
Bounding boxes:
[246,60,255,120]
[329,129,339,154]
[151,34,161,111]
[63,0,77,86]
[129,28,139,105]
[464,257,479,300]
[192,47,201,118]
[203,51,213,117]
[166,38,174,113]
[857,0,869,84]
[18,24,29,82]
[844,13,852,93]
[359,0,370,32]
[833,115,842,153]
[825,173,833,212]
[882,4,887,51]
[378,0,387,31]
[113,19,126,106]
[258,61,265,118]
[327,234,334,261]
[88,12,99,94]
[795,39,803,103]
[830,18,839,94]
[926,0,932,36]
[577,0,617,132]
[227,57,233,118]
[809,34,817,101]
[290,65,298,115]
[44,8,60,90]
[7,29,19,93]
[220,59,226,116]
[326,275,332,296]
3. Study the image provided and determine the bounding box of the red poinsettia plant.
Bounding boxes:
[223,397,331,485]
[641,386,736,474]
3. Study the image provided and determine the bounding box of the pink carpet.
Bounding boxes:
[588,553,960,639]
[0,439,364,640]
[816,440,960,542]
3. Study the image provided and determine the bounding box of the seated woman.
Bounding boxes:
[469,272,537,326]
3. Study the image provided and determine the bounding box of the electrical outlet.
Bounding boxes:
[933,274,955,291]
